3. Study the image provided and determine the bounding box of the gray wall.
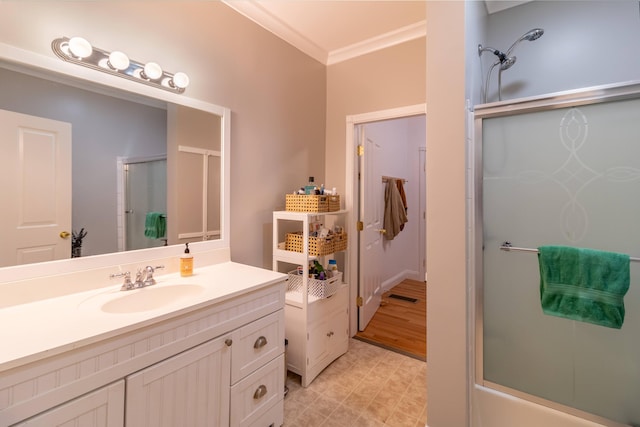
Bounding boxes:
[0,68,167,256]
[481,0,640,103]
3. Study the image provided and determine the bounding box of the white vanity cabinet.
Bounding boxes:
[125,309,285,427]
[125,336,231,426]
[272,210,349,387]
[301,286,349,381]
[1,265,286,427]
[14,381,125,427]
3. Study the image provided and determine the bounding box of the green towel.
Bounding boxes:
[144,212,166,239]
[538,245,630,329]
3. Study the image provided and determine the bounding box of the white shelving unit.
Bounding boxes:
[273,209,349,387]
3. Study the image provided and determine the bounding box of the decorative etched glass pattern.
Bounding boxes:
[482,98,640,425]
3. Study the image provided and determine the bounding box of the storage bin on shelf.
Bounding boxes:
[285,194,340,212]
[285,231,348,256]
[287,271,342,299]
[332,231,348,252]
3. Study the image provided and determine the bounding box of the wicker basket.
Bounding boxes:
[287,271,342,299]
[332,231,348,252]
[327,195,340,212]
[285,232,334,256]
[285,231,347,256]
[285,194,340,212]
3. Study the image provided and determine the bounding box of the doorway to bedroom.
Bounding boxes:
[348,106,426,360]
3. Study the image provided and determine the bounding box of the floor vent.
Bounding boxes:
[388,294,418,303]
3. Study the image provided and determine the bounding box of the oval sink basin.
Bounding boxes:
[100,284,205,314]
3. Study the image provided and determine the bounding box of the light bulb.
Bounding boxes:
[142,62,163,80]
[68,37,92,59]
[170,72,190,89]
[107,51,130,71]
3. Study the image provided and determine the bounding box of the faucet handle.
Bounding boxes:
[110,271,134,291]
[142,265,165,287]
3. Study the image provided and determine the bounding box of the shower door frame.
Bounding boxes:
[472,80,640,427]
[116,154,167,252]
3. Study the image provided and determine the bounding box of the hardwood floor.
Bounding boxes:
[355,279,426,360]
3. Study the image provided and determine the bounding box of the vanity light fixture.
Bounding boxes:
[52,36,190,94]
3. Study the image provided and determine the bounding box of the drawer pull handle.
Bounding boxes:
[225,338,233,347]
[254,336,268,349]
[253,384,267,400]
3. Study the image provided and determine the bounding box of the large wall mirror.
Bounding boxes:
[0,43,230,277]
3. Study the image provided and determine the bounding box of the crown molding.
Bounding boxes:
[222,0,328,64]
[327,21,426,66]
[222,1,426,66]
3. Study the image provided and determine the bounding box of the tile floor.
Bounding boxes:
[284,338,427,426]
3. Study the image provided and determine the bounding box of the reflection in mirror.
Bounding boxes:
[0,61,225,268]
[121,155,167,251]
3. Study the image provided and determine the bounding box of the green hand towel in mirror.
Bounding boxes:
[144,212,166,239]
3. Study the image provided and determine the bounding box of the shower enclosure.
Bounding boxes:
[473,82,640,426]
[119,156,167,251]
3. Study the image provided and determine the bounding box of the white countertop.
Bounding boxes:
[0,262,286,372]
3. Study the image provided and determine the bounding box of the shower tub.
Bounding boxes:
[472,82,640,427]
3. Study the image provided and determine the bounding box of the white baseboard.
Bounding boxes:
[381,269,421,292]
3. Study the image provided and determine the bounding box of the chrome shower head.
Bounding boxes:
[506,28,544,56]
[500,56,517,70]
[479,27,544,103]
[523,28,544,42]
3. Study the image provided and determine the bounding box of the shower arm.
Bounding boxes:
[498,66,504,101]
[483,60,500,104]
[479,44,507,104]
[505,39,525,57]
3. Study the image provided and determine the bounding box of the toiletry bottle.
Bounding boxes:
[305,176,316,195]
[180,243,193,277]
[328,259,338,277]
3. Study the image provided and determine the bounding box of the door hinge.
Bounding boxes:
[356,296,363,307]
[357,221,363,231]
[357,145,364,156]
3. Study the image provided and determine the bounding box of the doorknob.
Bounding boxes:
[59,231,70,239]
[375,229,387,234]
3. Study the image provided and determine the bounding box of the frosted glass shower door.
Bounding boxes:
[124,158,167,251]
[481,98,640,425]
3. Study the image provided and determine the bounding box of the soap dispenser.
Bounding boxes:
[180,243,193,277]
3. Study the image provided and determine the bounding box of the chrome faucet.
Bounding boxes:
[138,265,164,287]
[111,265,164,291]
[110,271,135,291]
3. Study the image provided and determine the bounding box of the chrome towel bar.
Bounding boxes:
[499,241,640,263]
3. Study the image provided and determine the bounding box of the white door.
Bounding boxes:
[0,110,72,267]
[357,125,384,330]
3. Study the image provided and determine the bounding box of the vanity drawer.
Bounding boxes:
[230,354,284,427]
[231,309,284,384]
[245,398,283,427]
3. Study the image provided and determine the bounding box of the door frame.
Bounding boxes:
[345,103,427,336]
[116,154,167,252]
